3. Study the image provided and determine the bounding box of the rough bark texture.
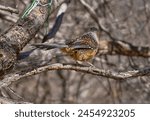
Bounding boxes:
[0,0,65,76]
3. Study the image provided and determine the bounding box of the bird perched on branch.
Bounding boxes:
[32,27,100,62]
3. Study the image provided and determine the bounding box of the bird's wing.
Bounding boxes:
[72,45,92,50]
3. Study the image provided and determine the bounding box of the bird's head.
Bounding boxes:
[88,27,100,44]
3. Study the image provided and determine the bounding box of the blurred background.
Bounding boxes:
[0,0,150,103]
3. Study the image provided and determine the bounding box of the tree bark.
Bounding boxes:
[0,0,65,77]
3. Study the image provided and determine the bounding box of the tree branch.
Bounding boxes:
[79,0,116,40]
[0,0,66,76]
[0,63,150,88]
[0,9,18,22]
[98,40,150,57]
[0,97,31,104]
[0,4,19,14]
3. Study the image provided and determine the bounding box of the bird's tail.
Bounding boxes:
[31,43,68,50]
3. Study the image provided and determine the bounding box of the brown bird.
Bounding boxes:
[32,27,100,62]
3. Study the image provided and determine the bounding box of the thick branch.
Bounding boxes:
[0,0,65,76]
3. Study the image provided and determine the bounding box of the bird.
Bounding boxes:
[32,27,100,63]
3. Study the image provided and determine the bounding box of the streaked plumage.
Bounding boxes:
[32,27,100,61]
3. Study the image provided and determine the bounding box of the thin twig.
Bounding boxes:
[79,0,117,40]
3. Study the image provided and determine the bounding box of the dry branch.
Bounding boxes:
[0,4,19,14]
[0,63,150,88]
[79,0,116,40]
[0,97,31,104]
[98,40,150,57]
[0,9,18,22]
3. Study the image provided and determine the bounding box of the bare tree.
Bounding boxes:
[0,0,150,104]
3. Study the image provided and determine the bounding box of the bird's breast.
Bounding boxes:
[61,47,97,61]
